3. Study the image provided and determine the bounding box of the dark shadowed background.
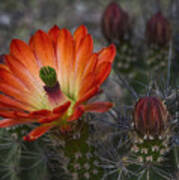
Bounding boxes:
[0,0,179,53]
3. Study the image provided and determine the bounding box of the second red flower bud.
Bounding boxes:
[133,96,169,137]
[101,2,131,44]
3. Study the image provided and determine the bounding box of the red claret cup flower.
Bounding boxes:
[0,25,116,141]
[133,96,169,137]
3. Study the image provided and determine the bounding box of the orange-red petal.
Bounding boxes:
[0,94,31,111]
[73,25,88,52]
[4,55,46,108]
[0,110,36,120]
[38,114,60,124]
[48,25,60,44]
[67,106,84,122]
[0,82,36,110]
[23,124,54,141]
[30,30,56,68]
[30,109,52,117]
[78,73,95,98]
[53,101,71,114]
[10,39,40,80]
[56,28,75,93]
[82,53,97,78]
[0,63,9,70]
[14,111,31,118]
[97,44,116,65]
[39,101,71,124]
[0,119,26,127]
[74,34,93,79]
[84,102,113,112]
[5,55,41,92]
[76,86,99,106]
[0,111,16,118]
[0,67,29,93]
[95,62,112,86]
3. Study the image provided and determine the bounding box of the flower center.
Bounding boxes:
[40,66,57,88]
[39,66,64,107]
[39,66,77,120]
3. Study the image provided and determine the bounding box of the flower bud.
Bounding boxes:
[101,2,130,43]
[146,12,172,46]
[133,96,169,137]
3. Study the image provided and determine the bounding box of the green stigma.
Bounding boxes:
[39,66,57,88]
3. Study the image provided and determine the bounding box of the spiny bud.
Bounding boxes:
[146,12,172,46]
[101,2,131,43]
[133,96,169,137]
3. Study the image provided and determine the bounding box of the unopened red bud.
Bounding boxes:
[146,12,172,46]
[133,96,169,137]
[101,2,130,43]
